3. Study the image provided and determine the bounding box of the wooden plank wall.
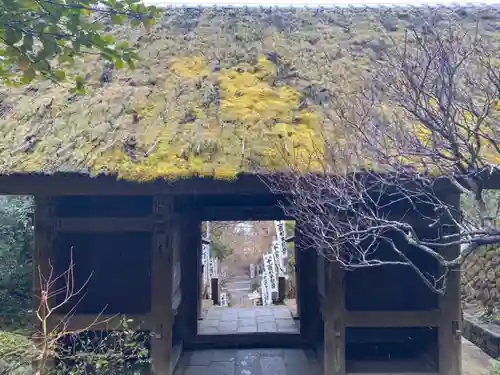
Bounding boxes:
[33,195,184,375]
[317,199,462,375]
[47,196,154,324]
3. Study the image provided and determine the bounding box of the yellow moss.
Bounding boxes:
[255,56,277,78]
[212,164,239,180]
[170,56,210,79]
[88,54,326,180]
[132,101,160,120]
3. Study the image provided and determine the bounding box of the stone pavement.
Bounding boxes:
[198,306,299,335]
[174,338,498,375]
[462,338,498,375]
[225,274,252,307]
[174,348,321,375]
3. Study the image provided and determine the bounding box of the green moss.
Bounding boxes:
[87,53,324,180]
[0,6,499,180]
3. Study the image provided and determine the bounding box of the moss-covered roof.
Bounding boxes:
[0,6,499,181]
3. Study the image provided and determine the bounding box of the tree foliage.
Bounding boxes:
[0,195,33,328]
[0,196,150,375]
[52,318,150,375]
[0,0,158,91]
[202,222,234,261]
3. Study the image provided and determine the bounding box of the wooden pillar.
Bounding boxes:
[198,235,203,320]
[323,260,346,375]
[438,193,462,375]
[295,221,321,344]
[33,196,56,308]
[277,276,286,304]
[211,278,220,305]
[150,196,175,375]
[294,239,300,318]
[33,196,56,372]
[180,213,201,342]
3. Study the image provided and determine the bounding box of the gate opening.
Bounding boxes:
[197,220,299,335]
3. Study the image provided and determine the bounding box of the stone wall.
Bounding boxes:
[461,246,500,360]
[463,312,500,359]
[462,246,500,313]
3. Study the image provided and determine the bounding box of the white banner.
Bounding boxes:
[202,243,211,298]
[271,239,284,277]
[220,292,228,307]
[261,269,272,306]
[275,221,289,278]
[202,244,210,281]
[263,253,278,293]
[249,263,255,279]
[209,257,219,278]
[275,220,288,259]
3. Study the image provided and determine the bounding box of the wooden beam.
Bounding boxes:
[48,314,152,331]
[196,205,292,221]
[324,260,346,375]
[55,217,153,232]
[0,173,273,196]
[150,196,175,375]
[345,311,441,328]
[0,170,498,197]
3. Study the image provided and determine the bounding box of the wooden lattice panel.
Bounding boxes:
[54,232,152,314]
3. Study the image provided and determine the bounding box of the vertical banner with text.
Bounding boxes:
[274,220,289,278]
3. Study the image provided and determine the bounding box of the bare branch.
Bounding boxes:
[263,11,500,295]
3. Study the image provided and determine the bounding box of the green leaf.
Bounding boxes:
[58,53,74,65]
[41,40,58,57]
[48,25,62,35]
[18,55,30,71]
[114,59,124,69]
[32,59,50,72]
[102,35,115,45]
[126,59,136,70]
[4,27,22,45]
[148,5,159,13]
[23,35,34,51]
[54,70,66,81]
[75,75,85,85]
[111,14,125,25]
[22,67,35,82]
[0,0,156,90]
[143,18,152,33]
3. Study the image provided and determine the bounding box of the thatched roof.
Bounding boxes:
[0,6,498,181]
